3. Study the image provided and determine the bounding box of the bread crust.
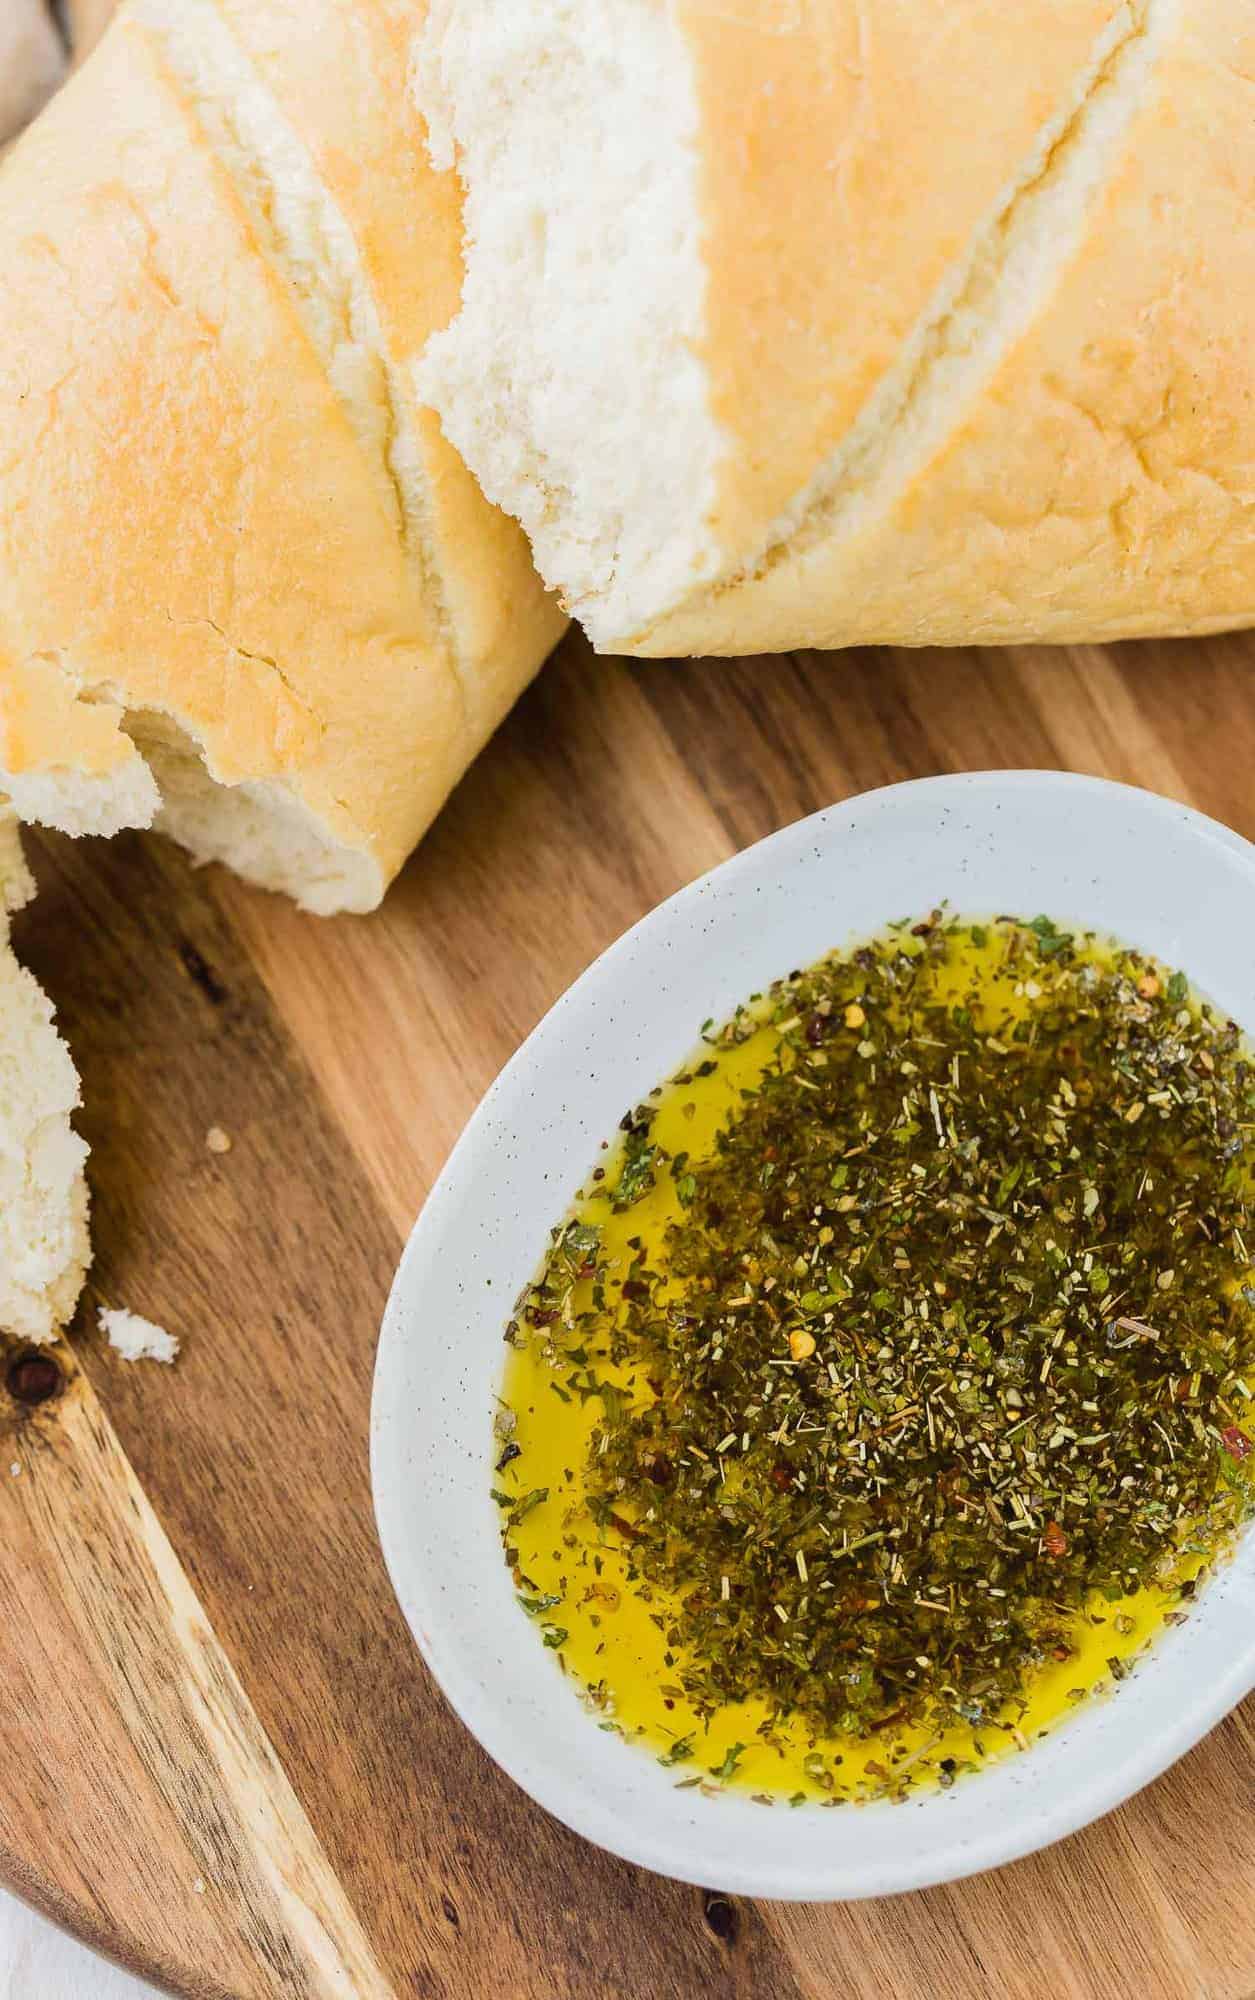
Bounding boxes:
[427,0,1253,657]
[627,0,1255,653]
[205,0,564,738]
[683,0,1127,561]
[0,4,562,908]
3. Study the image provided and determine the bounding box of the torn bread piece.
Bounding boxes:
[100,1305,180,1365]
[0,1,564,914]
[0,817,90,1347]
[419,0,1255,655]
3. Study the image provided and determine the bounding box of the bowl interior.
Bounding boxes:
[372,772,1255,1901]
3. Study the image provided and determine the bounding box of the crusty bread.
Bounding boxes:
[0,817,90,1347]
[0,0,64,150]
[0,1,565,914]
[419,0,1255,657]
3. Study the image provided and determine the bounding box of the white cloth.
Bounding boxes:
[0,0,65,150]
[0,1891,158,1999]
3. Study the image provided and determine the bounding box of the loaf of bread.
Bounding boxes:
[0,0,565,914]
[418,0,1255,657]
[0,818,90,1346]
[0,0,63,151]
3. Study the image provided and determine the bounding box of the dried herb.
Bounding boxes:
[659,1733,696,1766]
[501,917,1255,1765]
[710,1742,748,1781]
[614,1114,659,1211]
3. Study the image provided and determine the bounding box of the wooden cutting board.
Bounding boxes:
[4,627,1255,2000]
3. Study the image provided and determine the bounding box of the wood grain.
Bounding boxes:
[6,626,1255,1999]
[0,1330,394,2000]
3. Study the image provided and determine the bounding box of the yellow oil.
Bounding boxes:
[498,925,1230,1802]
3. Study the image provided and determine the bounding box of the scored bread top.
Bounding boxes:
[0,1,563,911]
[172,0,564,741]
[422,0,1255,658]
[804,0,1255,649]
[685,0,1128,558]
[638,0,1255,653]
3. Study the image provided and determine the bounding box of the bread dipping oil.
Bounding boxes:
[494,915,1255,1802]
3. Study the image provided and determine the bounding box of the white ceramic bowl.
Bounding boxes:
[372,772,1255,1901]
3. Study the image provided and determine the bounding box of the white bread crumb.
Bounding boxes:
[415,0,724,646]
[205,1125,232,1154]
[100,1305,180,1366]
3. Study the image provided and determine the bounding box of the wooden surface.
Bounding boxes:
[5,628,1255,2000]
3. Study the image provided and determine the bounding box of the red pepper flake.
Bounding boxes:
[1042,1520,1069,1558]
[609,1512,646,1543]
[1221,1425,1252,1461]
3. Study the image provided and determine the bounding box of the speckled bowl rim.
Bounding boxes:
[372,772,1255,1902]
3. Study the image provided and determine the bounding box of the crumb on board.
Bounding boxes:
[99,1305,180,1366]
[206,1126,232,1154]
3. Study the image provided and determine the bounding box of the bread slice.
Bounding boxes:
[0,817,90,1347]
[0,1,565,914]
[0,0,64,150]
[419,0,1255,656]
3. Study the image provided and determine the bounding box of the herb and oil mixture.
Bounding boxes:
[494,916,1255,1803]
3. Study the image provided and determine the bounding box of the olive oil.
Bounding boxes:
[495,917,1255,1802]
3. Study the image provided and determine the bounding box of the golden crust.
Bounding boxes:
[807,3,1255,650]
[210,0,565,739]
[0,5,561,902]
[602,0,1255,657]
[681,0,1127,561]
[0,654,142,787]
